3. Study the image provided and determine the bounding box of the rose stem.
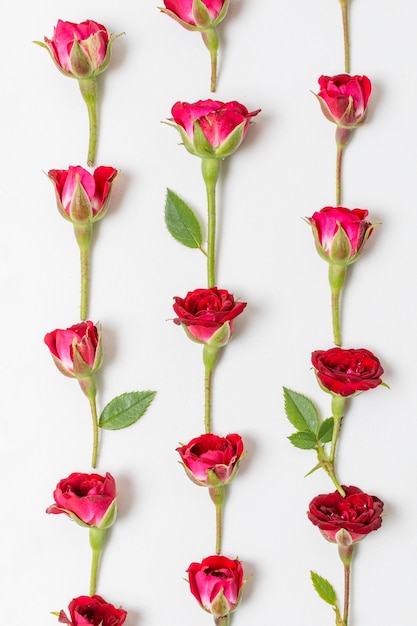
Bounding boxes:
[78,78,98,167]
[343,563,351,625]
[339,0,351,74]
[214,617,230,626]
[335,127,352,207]
[337,536,354,626]
[79,243,89,321]
[203,344,220,434]
[209,485,225,554]
[79,376,100,468]
[329,395,346,493]
[89,527,106,595]
[201,28,219,92]
[201,157,220,288]
[328,264,346,347]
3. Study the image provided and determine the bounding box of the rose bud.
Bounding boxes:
[187,555,244,618]
[168,99,260,158]
[315,74,372,129]
[307,206,374,266]
[160,0,229,30]
[48,166,118,225]
[173,287,246,346]
[44,321,102,380]
[46,472,117,530]
[56,594,127,626]
[177,433,244,487]
[307,485,384,543]
[311,347,384,397]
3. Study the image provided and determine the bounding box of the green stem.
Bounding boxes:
[201,28,219,92]
[328,264,346,347]
[89,527,106,596]
[80,244,89,321]
[214,615,230,626]
[343,563,351,625]
[79,376,100,468]
[339,0,351,74]
[329,394,346,463]
[201,158,220,288]
[209,485,225,554]
[335,127,352,207]
[203,344,221,433]
[78,78,98,167]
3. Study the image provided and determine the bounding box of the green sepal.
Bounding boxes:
[165,188,203,249]
[215,120,246,158]
[318,417,334,443]
[99,391,156,430]
[283,387,319,435]
[310,571,338,606]
[288,431,317,450]
[70,36,94,78]
[193,0,213,28]
[193,120,216,157]
[96,499,117,530]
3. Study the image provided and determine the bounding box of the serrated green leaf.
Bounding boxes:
[99,391,156,430]
[318,417,334,443]
[310,571,337,606]
[283,387,319,435]
[288,431,317,450]
[165,188,203,248]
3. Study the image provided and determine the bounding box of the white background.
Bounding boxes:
[1,1,415,625]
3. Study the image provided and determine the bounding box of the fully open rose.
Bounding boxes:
[177,433,244,486]
[188,555,244,617]
[58,595,127,625]
[308,486,384,543]
[311,347,384,396]
[315,74,372,128]
[161,0,229,29]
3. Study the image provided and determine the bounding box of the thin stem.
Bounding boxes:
[209,485,225,554]
[343,563,351,625]
[78,78,98,167]
[214,617,230,626]
[88,391,100,469]
[336,143,344,206]
[201,158,220,288]
[339,0,351,74]
[89,527,106,596]
[201,28,219,92]
[329,394,346,464]
[328,264,346,347]
[80,244,89,321]
[203,343,221,434]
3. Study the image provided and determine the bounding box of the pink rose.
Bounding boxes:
[42,20,112,79]
[308,486,384,543]
[311,347,384,397]
[188,555,244,617]
[173,287,247,344]
[177,433,244,486]
[47,472,117,529]
[48,166,118,224]
[169,99,260,158]
[161,0,229,29]
[316,74,372,128]
[307,206,374,265]
[44,321,102,379]
[58,595,127,626]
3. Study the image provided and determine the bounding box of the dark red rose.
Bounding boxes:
[311,347,384,396]
[58,595,127,625]
[308,485,384,543]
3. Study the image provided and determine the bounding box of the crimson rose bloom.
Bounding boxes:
[316,74,372,129]
[177,433,244,486]
[308,486,384,543]
[173,287,247,344]
[308,206,374,265]
[188,555,244,617]
[161,0,229,30]
[45,321,102,379]
[47,472,117,529]
[169,99,260,158]
[48,166,118,224]
[311,347,384,397]
[58,595,127,626]
[41,20,114,79]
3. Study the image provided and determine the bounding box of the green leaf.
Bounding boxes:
[318,417,334,443]
[288,431,317,450]
[165,189,203,248]
[283,387,319,435]
[99,391,156,430]
[310,571,337,606]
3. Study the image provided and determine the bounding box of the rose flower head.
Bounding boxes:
[188,555,244,618]
[173,287,246,346]
[45,321,102,380]
[48,166,118,225]
[177,433,244,487]
[307,206,374,266]
[47,472,117,530]
[315,74,372,129]
[308,485,384,543]
[169,99,260,158]
[311,347,384,397]
[57,594,127,626]
[160,0,229,30]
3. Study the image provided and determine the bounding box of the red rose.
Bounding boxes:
[177,433,244,486]
[169,99,260,158]
[46,472,117,529]
[316,74,372,129]
[307,206,374,265]
[161,0,229,29]
[173,287,247,344]
[44,321,102,379]
[311,347,384,397]
[308,486,384,543]
[48,166,118,224]
[58,595,127,626]
[188,555,244,617]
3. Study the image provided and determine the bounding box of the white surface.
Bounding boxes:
[0,1,415,624]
